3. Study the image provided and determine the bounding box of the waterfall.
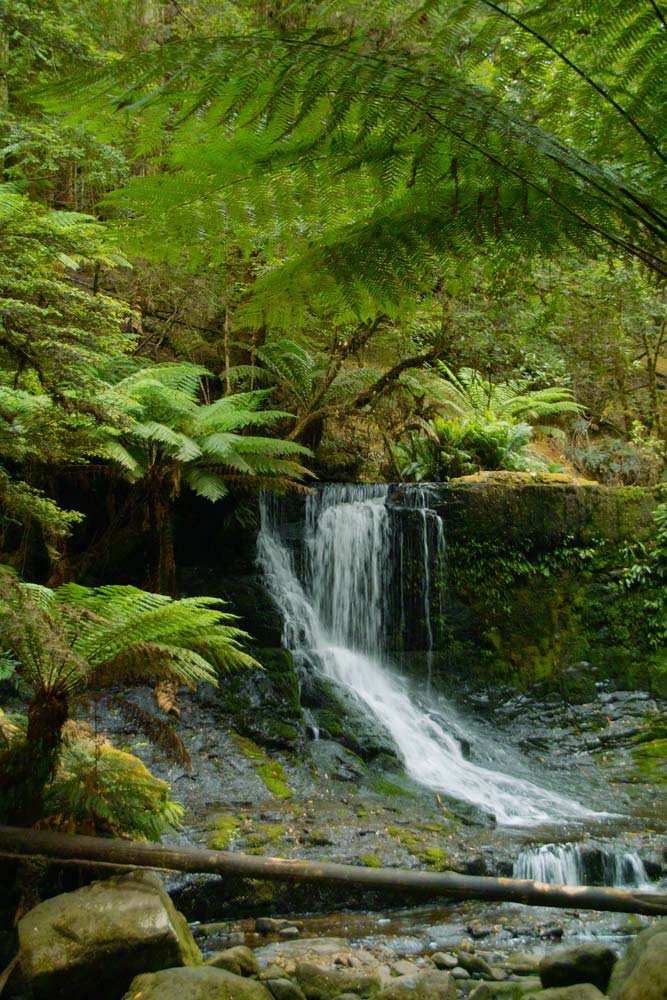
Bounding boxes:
[258,484,595,827]
[398,486,446,686]
[514,843,650,887]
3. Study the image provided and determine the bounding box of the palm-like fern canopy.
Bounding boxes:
[104,361,314,499]
[44,1,667,324]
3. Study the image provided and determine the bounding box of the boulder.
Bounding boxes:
[431,953,458,970]
[295,961,382,1000]
[524,987,608,1000]
[455,949,495,979]
[123,966,276,1000]
[539,944,617,993]
[373,970,457,1000]
[266,978,309,1000]
[607,920,667,1000]
[207,944,260,976]
[18,871,200,1000]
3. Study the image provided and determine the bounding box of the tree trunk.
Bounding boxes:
[0,696,68,826]
[2,827,667,916]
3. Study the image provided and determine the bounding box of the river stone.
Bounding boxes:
[539,944,617,993]
[266,977,309,1000]
[373,970,457,1000]
[524,986,608,1000]
[207,944,261,976]
[295,961,382,999]
[455,950,495,979]
[18,870,201,1000]
[607,919,667,999]
[432,952,458,970]
[255,938,351,972]
[122,966,275,1000]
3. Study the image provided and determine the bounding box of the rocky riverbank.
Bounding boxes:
[6,870,667,1000]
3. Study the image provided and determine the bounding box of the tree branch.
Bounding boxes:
[353,347,444,410]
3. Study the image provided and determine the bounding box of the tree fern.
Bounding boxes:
[0,569,258,827]
[41,7,667,323]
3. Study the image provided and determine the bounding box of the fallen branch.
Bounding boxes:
[1,825,666,916]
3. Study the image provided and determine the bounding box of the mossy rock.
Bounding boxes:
[207,814,241,849]
[18,871,201,1000]
[123,966,274,1000]
[219,647,304,749]
[257,759,291,798]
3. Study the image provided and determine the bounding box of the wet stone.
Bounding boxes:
[266,978,308,1000]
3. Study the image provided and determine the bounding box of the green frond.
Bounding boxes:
[47,738,184,839]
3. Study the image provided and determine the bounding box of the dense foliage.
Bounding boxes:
[4,0,667,836]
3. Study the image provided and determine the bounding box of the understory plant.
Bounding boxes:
[397,367,582,480]
[0,570,258,833]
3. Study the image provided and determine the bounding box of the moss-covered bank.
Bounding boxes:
[390,476,667,698]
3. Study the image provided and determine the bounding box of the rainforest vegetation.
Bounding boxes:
[3,0,667,838]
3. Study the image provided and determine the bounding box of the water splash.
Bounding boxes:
[514,842,650,887]
[258,484,595,827]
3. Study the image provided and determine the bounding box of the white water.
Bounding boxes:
[514,843,650,887]
[258,484,594,827]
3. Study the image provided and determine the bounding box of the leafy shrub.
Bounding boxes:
[569,433,665,485]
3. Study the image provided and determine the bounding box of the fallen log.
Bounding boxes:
[1,825,667,916]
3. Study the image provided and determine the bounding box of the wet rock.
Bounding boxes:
[455,951,495,979]
[207,945,261,976]
[261,964,288,981]
[432,952,458,970]
[256,939,363,978]
[607,919,667,999]
[452,967,471,979]
[539,943,617,994]
[257,918,292,934]
[391,961,419,977]
[266,978,309,1000]
[374,970,457,1000]
[524,986,608,1000]
[122,966,275,1000]
[295,961,382,999]
[505,955,541,976]
[281,926,302,940]
[309,740,369,781]
[17,871,200,1000]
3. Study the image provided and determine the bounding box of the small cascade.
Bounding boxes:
[258,484,595,826]
[514,843,650,887]
[397,486,446,685]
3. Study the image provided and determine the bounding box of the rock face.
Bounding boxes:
[539,943,617,993]
[123,966,275,1000]
[17,871,201,1000]
[607,919,667,1000]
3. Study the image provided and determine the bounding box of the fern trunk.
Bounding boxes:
[0,693,69,826]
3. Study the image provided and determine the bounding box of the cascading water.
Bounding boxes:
[258,484,594,827]
[513,843,650,888]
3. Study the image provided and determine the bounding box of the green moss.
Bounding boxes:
[254,822,285,844]
[631,739,667,783]
[370,777,413,798]
[257,760,291,798]
[231,733,266,760]
[206,814,240,849]
[419,846,451,872]
[359,854,382,867]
